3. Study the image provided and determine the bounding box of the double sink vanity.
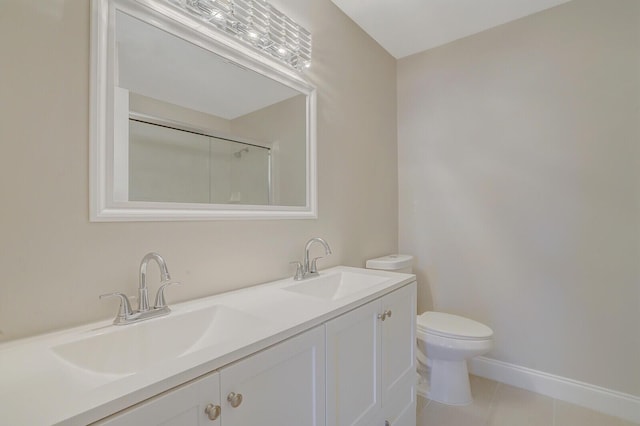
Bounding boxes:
[0,264,417,425]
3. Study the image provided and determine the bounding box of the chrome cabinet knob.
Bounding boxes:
[204,403,221,421]
[378,310,392,321]
[227,392,243,408]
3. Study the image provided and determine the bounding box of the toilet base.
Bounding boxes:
[428,359,473,406]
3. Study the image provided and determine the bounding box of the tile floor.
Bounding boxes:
[416,375,639,426]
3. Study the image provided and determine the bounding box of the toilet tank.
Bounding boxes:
[366,254,413,273]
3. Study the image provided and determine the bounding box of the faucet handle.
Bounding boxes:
[100,292,133,321]
[309,256,324,274]
[290,261,304,281]
[154,281,180,309]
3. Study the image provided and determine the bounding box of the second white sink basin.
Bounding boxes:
[283,271,390,301]
[52,305,266,375]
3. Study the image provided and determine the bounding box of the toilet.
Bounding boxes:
[416,311,493,405]
[366,254,494,406]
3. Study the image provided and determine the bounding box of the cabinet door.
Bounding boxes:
[95,372,220,426]
[326,299,381,426]
[388,388,416,426]
[378,384,416,426]
[220,326,325,426]
[380,282,416,402]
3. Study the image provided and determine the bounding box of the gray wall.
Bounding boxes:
[398,0,640,396]
[0,0,398,341]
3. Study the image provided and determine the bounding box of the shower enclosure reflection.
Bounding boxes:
[129,118,271,205]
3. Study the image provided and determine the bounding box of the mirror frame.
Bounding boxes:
[90,0,317,221]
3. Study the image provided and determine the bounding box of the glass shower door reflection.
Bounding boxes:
[129,119,271,205]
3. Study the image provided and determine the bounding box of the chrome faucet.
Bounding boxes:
[100,252,179,325]
[292,237,332,280]
[138,252,171,312]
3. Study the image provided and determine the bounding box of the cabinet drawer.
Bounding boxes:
[94,372,221,426]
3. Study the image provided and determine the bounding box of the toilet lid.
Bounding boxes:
[417,311,493,340]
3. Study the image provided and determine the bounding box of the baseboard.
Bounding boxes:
[469,356,640,424]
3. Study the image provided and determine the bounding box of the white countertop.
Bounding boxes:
[0,266,415,426]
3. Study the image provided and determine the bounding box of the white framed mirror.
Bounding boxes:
[90,0,317,221]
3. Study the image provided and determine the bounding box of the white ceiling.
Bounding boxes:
[329,0,572,58]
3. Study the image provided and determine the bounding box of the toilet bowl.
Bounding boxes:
[416,311,493,405]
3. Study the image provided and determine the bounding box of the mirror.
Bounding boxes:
[90,0,317,221]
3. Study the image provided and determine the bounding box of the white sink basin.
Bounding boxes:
[52,305,265,375]
[283,271,390,301]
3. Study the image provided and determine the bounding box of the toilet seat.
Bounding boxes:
[417,311,493,341]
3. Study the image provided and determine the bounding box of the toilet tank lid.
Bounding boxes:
[417,312,493,339]
[366,254,413,270]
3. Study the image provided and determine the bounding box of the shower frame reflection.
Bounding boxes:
[127,113,273,205]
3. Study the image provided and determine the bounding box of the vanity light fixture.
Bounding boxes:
[170,0,312,71]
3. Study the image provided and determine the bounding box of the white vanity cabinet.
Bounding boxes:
[92,280,416,426]
[96,326,325,426]
[0,267,418,425]
[325,282,417,426]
